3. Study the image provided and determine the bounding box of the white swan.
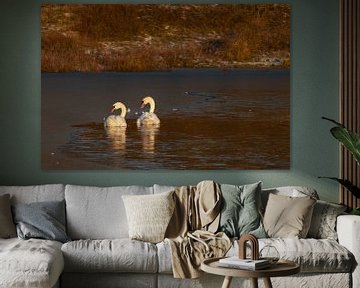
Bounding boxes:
[137,96,160,127]
[104,102,128,128]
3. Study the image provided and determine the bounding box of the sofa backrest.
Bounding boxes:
[0,184,65,204]
[65,184,154,240]
[0,183,320,240]
[153,184,176,194]
[261,186,319,212]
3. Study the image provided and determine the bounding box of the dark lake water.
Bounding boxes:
[41,68,290,170]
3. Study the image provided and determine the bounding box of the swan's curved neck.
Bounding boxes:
[120,108,127,118]
[148,100,155,113]
[117,103,127,118]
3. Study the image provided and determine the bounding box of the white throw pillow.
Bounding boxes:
[122,191,175,243]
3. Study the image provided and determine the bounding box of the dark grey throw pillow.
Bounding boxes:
[12,200,70,243]
[218,182,266,238]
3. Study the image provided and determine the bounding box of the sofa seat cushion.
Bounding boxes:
[260,238,353,272]
[0,238,64,288]
[62,239,158,273]
[157,238,353,274]
[231,238,353,273]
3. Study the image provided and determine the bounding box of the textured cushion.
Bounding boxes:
[61,239,158,273]
[12,200,70,243]
[0,184,65,204]
[122,191,175,243]
[65,185,153,239]
[0,238,64,288]
[308,200,347,240]
[263,193,316,238]
[0,194,16,238]
[218,182,266,238]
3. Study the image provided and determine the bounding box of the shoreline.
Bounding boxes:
[41,66,291,74]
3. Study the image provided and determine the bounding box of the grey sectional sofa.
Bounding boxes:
[0,184,359,288]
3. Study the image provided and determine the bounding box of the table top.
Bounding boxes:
[201,257,300,278]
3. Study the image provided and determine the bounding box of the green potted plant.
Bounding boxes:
[320,117,360,215]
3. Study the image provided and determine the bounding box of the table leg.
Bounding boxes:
[251,278,258,288]
[221,276,233,288]
[263,277,273,288]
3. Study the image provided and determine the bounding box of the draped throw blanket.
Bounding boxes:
[165,180,231,278]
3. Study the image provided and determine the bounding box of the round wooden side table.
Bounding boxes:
[201,257,300,288]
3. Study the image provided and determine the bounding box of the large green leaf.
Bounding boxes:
[330,127,360,165]
[319,177,360,198]
[322,117,360,165]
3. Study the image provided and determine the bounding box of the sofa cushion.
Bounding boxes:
[0,184,65,204]
[218,182,266,238]
[61,239,158,273]
[234,238,353,273]
[122,191,175,243]
[263,193,316,238]
[307,200,347,240]
[12,200,70,243]
[0,194,16,238]
[156,240,173,274]
[0,238,64,288]
[65,185,153,239]
[261,238,353,273]
[158,237,353,274]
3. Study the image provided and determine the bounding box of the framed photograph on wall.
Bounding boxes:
[41,4,290,170]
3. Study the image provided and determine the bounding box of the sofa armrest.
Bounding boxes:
[337,215,360,288]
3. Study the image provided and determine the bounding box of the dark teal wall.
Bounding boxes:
[0,0,340,202]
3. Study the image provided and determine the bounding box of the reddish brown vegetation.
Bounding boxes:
[41,4,290,72]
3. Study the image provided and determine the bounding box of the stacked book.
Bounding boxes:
[218,257,271,270]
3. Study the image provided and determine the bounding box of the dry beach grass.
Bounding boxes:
[41,4,290,72]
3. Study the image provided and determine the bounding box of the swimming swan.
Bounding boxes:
[137,96,160,126]
[104,102,128,128]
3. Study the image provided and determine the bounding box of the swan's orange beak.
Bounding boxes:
[111,107,115,112]
[140,101,145,109]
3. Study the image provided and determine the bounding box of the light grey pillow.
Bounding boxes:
[12,200,70,243]
[263,193,316,238]
[0,194,16,238]
[218,182,266,239]
[307,200,347,240]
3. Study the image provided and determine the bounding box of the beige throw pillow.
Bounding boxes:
[0,194,17,238]
[263,193,316,238]
[122,191,175,243]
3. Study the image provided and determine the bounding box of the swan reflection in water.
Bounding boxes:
[138,124,160,155]
[105,126,127,153]
[136,96,160,155]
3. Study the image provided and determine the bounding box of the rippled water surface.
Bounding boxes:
[42,68,290,169]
